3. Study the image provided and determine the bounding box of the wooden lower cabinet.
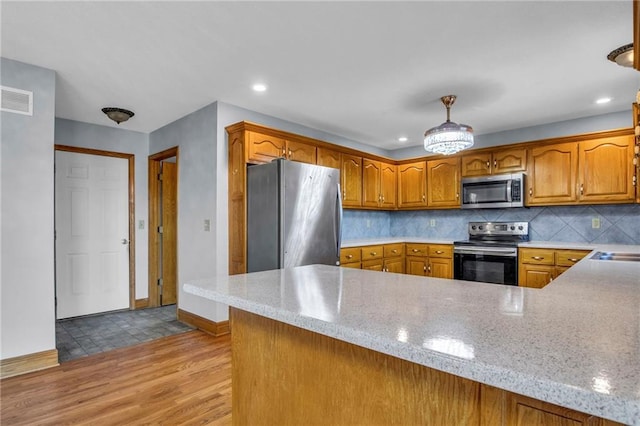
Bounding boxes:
[343,244,405,273]
[519,248,590,288]
[405,243,453,279]
[362,258,384,271]
[231,309,621,426]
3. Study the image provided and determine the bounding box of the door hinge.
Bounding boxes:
[158,226,164,234]
[158,173,163,181]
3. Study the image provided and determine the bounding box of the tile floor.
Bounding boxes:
[56,305,195,362]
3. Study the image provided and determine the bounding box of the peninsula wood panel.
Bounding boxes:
[228,129,247,275]
[427,157,460,208]
[397,161,427,208]
[230,308,481,426]
[578,135,635,203]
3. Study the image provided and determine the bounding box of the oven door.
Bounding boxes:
[453,246,518,285]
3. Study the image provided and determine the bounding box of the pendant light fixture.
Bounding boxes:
[423,95,474,155]
[102,107,135,124]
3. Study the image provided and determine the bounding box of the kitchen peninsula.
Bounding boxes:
[185,246,640,425]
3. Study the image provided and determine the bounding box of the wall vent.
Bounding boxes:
[1,86,33,116]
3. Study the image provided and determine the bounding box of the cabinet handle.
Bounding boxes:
[568,258,579,262]
[494,159,497,168]
[532,256,544,260]
[580,183,584,195]
[346,254,353,259]
[428,264,432,273]
[343,190,346,201]
[412,249,420,253]
[486,160,490,169]
[282,148,286,156]
[392,249,398,254]
[288,149,292,157]
[529,188,532,196]
[456,192,459,199]
[422,194,426,202]
[423,265,427,272]
[381,196,385,203]
[436,250,444,254]
[370,252,377,256]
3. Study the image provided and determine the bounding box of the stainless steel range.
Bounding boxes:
[453,221,529,286]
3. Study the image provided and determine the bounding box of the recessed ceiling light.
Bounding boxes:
[398,137,408,142]
[252,83,267,92]
[595,97,612,104]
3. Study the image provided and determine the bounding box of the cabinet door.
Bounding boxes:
[429,258,452,279]
[461,153,492,177]
[526,143,578,205]
[405,256,428,276]
[286,140,316,164]
[247,131,285,164]
[362,259,384,271]
[317,148,341,170]
[384,257,405,274]
[341,154,362,207]
[380,162,397,209]
[397,161,427,208]
[578,136,635,203]
[362,159,382,208]
[518,265,554,288]
[427,158,460,208]
[506,391,606,426]
[493,147,527,174]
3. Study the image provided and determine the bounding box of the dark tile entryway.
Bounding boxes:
[56,305,194,362]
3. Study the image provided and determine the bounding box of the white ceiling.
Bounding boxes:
[2,1,638,151]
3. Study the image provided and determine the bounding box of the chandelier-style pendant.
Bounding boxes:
[424,95,474,155]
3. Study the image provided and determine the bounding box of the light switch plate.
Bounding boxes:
[204,219,211,232]
[138,220,145,230]
[430,219,436,227]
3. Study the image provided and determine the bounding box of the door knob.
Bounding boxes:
[122,239,129,245]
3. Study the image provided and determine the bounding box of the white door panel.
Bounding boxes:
[55,151,129,319]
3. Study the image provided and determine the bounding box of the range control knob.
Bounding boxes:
[518,225,524,230]
[510,226,515,230]
[471,225,477,230]
[478,225,484,230]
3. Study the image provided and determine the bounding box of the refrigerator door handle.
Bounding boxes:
[336,182,342,264]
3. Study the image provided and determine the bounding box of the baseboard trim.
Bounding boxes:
[135,298,149,309]
[1,349,59,379]
[177,309,230,336]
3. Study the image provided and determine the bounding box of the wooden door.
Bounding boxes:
[341,154,362,207]
[384,257,405,274]
[362,259,384,271]
[380,162,397,209]
[55,151,130,319]
[505,390,606,426]
[286,140,316,164]
[160,161,177,306]
[427,158,460,208]
[526,142,578,205]
[397,161,427,208]
[362,159,382,208]
[317,148,341,170]
[493,147,527,174]
[247,131,285,164]
[518,265,554,288]
[429,258,452,279]
[578,136,635,203]
[405,257,428,276]
[461,153,491,177]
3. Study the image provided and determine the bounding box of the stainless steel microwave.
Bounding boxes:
[461,173,525,209]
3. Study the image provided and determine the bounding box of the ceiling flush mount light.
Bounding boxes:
[102,107,134,124]
[607,43,634,68]
[595,97,612,104]
[252,83,267,92]
[423,95,474,155]
[398,136,408,142]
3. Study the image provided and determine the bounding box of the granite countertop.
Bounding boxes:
[184,244,640,425]
[342,238,611,251]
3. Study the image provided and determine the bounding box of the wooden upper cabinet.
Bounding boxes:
[461,148,526,177]
[526,142,578,205]
[427,158,460,208]
[380,162,397,209]
[247,131,286,164]
[578,135,635,203]
[341,154,362,207]
[362,159,397,209]
[286,140,316,164]
[362,159,382,208]
[397,161,427,208]
[317,147,341,170]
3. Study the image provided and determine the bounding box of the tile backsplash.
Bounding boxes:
[343,204,640,245]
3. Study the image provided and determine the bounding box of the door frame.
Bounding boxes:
[54,145,136,310]
[148,147,179,308]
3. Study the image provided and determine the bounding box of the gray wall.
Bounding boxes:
[54,118,150,299]
[1,58,57,359]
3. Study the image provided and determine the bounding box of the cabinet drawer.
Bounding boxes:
[361,245,383,260]
[429,244,452,258]
[519,248,555,265]
[341,262,361,269]
[340,247,361,264]
[555,250,589,267]
[384,243,404,258]
[406,243,428,256]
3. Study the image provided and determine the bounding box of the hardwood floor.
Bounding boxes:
[1,330,231,425]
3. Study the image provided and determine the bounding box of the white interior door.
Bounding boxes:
[55,151,130,319]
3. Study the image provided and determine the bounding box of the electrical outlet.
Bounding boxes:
[138,220,145,230]
[430,219,436,227]
[366,219,371,228]
[204,219,211,232]
[592,217,600,229]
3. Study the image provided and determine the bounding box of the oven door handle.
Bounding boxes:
[454,247,517,257]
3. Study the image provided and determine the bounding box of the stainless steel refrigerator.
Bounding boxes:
[247,158,342,272]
